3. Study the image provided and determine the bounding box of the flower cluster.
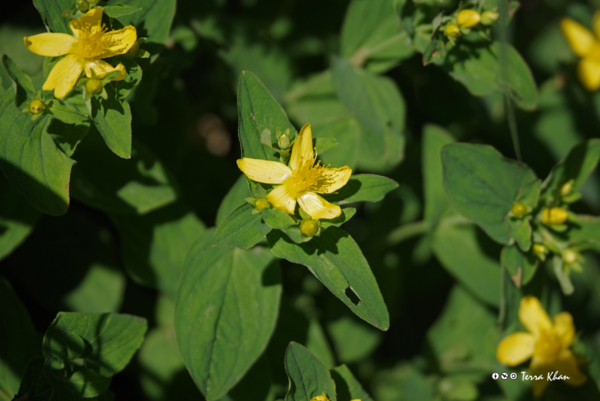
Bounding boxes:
[443,8,499,40]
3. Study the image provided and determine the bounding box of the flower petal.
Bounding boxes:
[593,11,600,40]
[237,158,292,184]
[314,166,352,194]
[70,7,103,39]
[290,123,314,171]
[84,59,125,80]
[519,296,552,337]
[298,192,341,220]
[98,26,137,58]
[554,349,587,386]
[561,18,597,57]
[43,54,84,99]
[23,33,78,57]
[553,312,575,348]
[267,185,296,215]
[530,356,551,397]
[577,58,600,91]
[496,332,535,366]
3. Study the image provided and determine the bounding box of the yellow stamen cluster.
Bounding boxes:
[78,24,110,58]
[285,158,338,198]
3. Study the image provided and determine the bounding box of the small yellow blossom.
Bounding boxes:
[511,202,527,218]
[300,220,319,237]
[457,10,481,28]
[23,7,136,98]
[561,13,600,91]
[541,207,568,225]
[497,296,586,396]
[237,123,352,220]
[445,24,461,38]
[29,99,44,114]
[85,78,102,94]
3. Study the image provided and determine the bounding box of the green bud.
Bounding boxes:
[300,220,319,237]
[511,202,527,218]
[278,132,290,150]
[562,249,578,264]
[480,10,499,25]
[85,79,102,95]
[445,24,461,38]
[29,99,44,114]
[77,0,89,12]
[255,198,271,211]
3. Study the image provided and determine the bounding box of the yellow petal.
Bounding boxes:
[290,123,314,171]
[519,296,552,337]
[98,26,137,58]
[267,185,296,215]
[529,356,551,397]
[23,33,78,57]
[42,54,84,99]
[593,11,600,40]
[84,59,125,80]
[237,158,292,184]
[554,349,587,386]
[298,192,341,220]
[577,58,600,91]
[313,166,352,194]
[70,7,103,38]
[553,312,575,348]
[496,332,535,366]
[560,18,597,57]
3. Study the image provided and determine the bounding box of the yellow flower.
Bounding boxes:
[237,123,352,220]
[541,207,568,225]
[497,296,586,396]
[445,24,461,38]
[457,10,481,28]
[23,7,136,98]
[561,13,600,91]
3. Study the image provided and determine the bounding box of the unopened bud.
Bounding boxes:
[29,99,44,114]
[85,79,102,94]
[562,249,578,264]
[310,396,330,401]
[77,0,89,12]
[278,133,290,150]
[533,243,548,255]
[255,198,271,211]
[457,10,481,28]
[511,202,528,218]
[481,10,499,25]
[541,207,568,225]
[301,220,319,237]
[445,24,461,38]
[560,180,574,196]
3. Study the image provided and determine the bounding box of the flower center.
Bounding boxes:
[533,329,562,360]
[284,158,333,198]
[78,24,110,59]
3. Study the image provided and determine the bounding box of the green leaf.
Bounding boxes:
[71,133,177,215]
[67,368,112,398]
[0,178,40,262]
[553,255,574,295]
[327,314,382,364]
[237,71,297,162]
[432,224,501,307]
[43,312,147,376]
[340,0,414,73]
[261,208,304,243]
[0,279,42,400]
[323,174,398,205]
[542,139,600,199]
[0,88,76,215]
[506,216,532,252]
[175,229,281,401]
[216,175,252,226]
[62,264,126,314]
[1,55,36,108]
[371,362,434,401]
[314,137,338,155]
[101,5,142,18]
[445,42,538,110]
[319,208,356,229]
[47,100,90,124]
[212,203,272,249]
[32,0,72,34]
[516,179,542,208]
[441,143,537,244]
[312,118,360,169]
[111,201,206,297]
[422,124,454,227]
[284,342,337,401]
[330,365,374,401]
[88,86,132,159]
[501,244,539,288]
[115,59,142,100]
[268,227,389,330]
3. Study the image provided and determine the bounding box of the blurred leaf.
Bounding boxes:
[323,174,399,205]
[422,124,453,227]
[111,201,206,297]
[0,25,45,77]
[327,314,382,364]
[212,203,272,249]
[445,42,538,110]
[268,227,389,330]
[175,229,281,401]
[43,312,147,377]
[63,264,126,313]
[313,118,360,169]
[314,137,338,155]
[501,244,538,288]
[0,279,42,400]
[306,320,336,370]
[372,363,435,401]
[432,224,500,307]
[67,368,112,398]
[216,175,252,226]
[102,5,142,18]
[71,133,177,215]
[441,143,537,244]
[88,87,133,159]
[238,71,296,162]
[32,0,72,34]
[284,342,337,401]
[330,365,373,401]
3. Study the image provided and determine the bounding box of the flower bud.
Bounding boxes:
[541,207,568,225]
[533,243,548,256]
[511,202,528,218]
[77,0,89,12]
[278,132,291,150]
[85,79,102,94]
[562,249,578,264]
[481,10,499,25]
[310,396,330,401]
[445,24,461,38]
[255,198,271,211]
[301,220,319,237]
[457,10,481,28]
[560,180,574,196]
[29,99,44,114]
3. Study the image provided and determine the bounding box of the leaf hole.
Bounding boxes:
[345,287,361,306]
